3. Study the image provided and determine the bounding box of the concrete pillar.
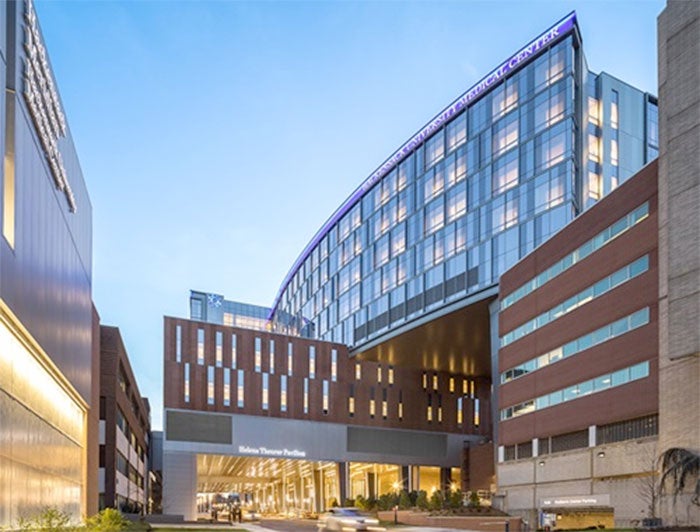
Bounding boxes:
[337,462,348,504]
[313,469,323,512]
[410,466,420,492]
[400,466,410,491]
[162,451,197,520]
[440,467,452,493]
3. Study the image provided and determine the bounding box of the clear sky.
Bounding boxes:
[36,0,664,430]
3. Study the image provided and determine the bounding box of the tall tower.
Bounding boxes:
[657,0,700,526]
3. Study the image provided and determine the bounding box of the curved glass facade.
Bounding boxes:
[270,13,656,351]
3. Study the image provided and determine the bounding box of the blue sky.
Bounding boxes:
[36,0,663,430]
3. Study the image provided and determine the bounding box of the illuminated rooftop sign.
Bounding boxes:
[269,11,577,319]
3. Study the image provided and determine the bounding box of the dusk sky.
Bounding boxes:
[36,0,663,430]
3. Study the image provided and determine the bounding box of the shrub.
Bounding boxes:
[17,507,74,531]
[448,489,463,509]
[468,490,481,508]
[398,490,412,510]
[429,489,444,511]
[415,490,429,510]
[84,508,130,531]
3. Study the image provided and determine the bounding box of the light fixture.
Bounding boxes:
[597,451,606,458]
[538,460,545,466]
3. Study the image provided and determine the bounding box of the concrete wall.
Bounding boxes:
[498,439,658,527]
[657,0,700,526]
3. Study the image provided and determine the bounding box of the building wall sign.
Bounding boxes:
[22,0,76,212]
[540,494,611,508]
[269,11,577,319]
[238,445,307,458]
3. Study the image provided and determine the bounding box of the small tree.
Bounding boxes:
[449,489,463,509]
[429,489,445,511]
[415,490,429,510]
[637,444,660,519]
[468,490,481,508]
[398,490,412,510]
[659,447,700,508]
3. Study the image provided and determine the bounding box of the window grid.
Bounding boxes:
[501,361,650,420]
[501,255,649,347]
[502,202,649,309]
[597,414,658,445]
[501,307,650,383]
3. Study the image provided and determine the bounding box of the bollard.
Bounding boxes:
[393,505,398,525]
[505,520,510,532]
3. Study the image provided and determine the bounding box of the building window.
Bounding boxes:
[262,373,269,411]
[501,361,650,420]
[355,363,361,381]
[422,372,427,390]
[377,365,382,384]
[322,380,329,415]
[269,339,275,374]
[398,390,403,421]
[223,369,231,407]
[501,255,650,347]
[331,349,337,382]
[237,370,244,408]
[457,397,463,425]
[432,374,438,391]
[191,299,203,320]
[215,331,223,368]
[597,414,658,445]
[449,377,455,393]
[474,398,480,427]
[184,363,190,403]
[425,197,445,235]
[255,337,262,372]
[197,329,204,365]
[427,395,433,423]
[382,389,388,420]
[589,133,601,162]
[502,203,650,309]
[501,308,650,384]
[348,384,355,417]
[446,112,467,152]
[492,150,518,194]
[438,394,443,423]
[175,325,182,362]
[223,312,233,326]
[369,388,376,419]
[231,334,237,369]
[309,346,316,379]
[388,366,394,386]
[303,378,309,414]
[493,113,518,155]
[611,138,619,167]
[588,97,600,125]
[207,366,215,405]
[611,90,619,129]
[424,130,445,169]
[288,342,293,376]
[280,375,288,412]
